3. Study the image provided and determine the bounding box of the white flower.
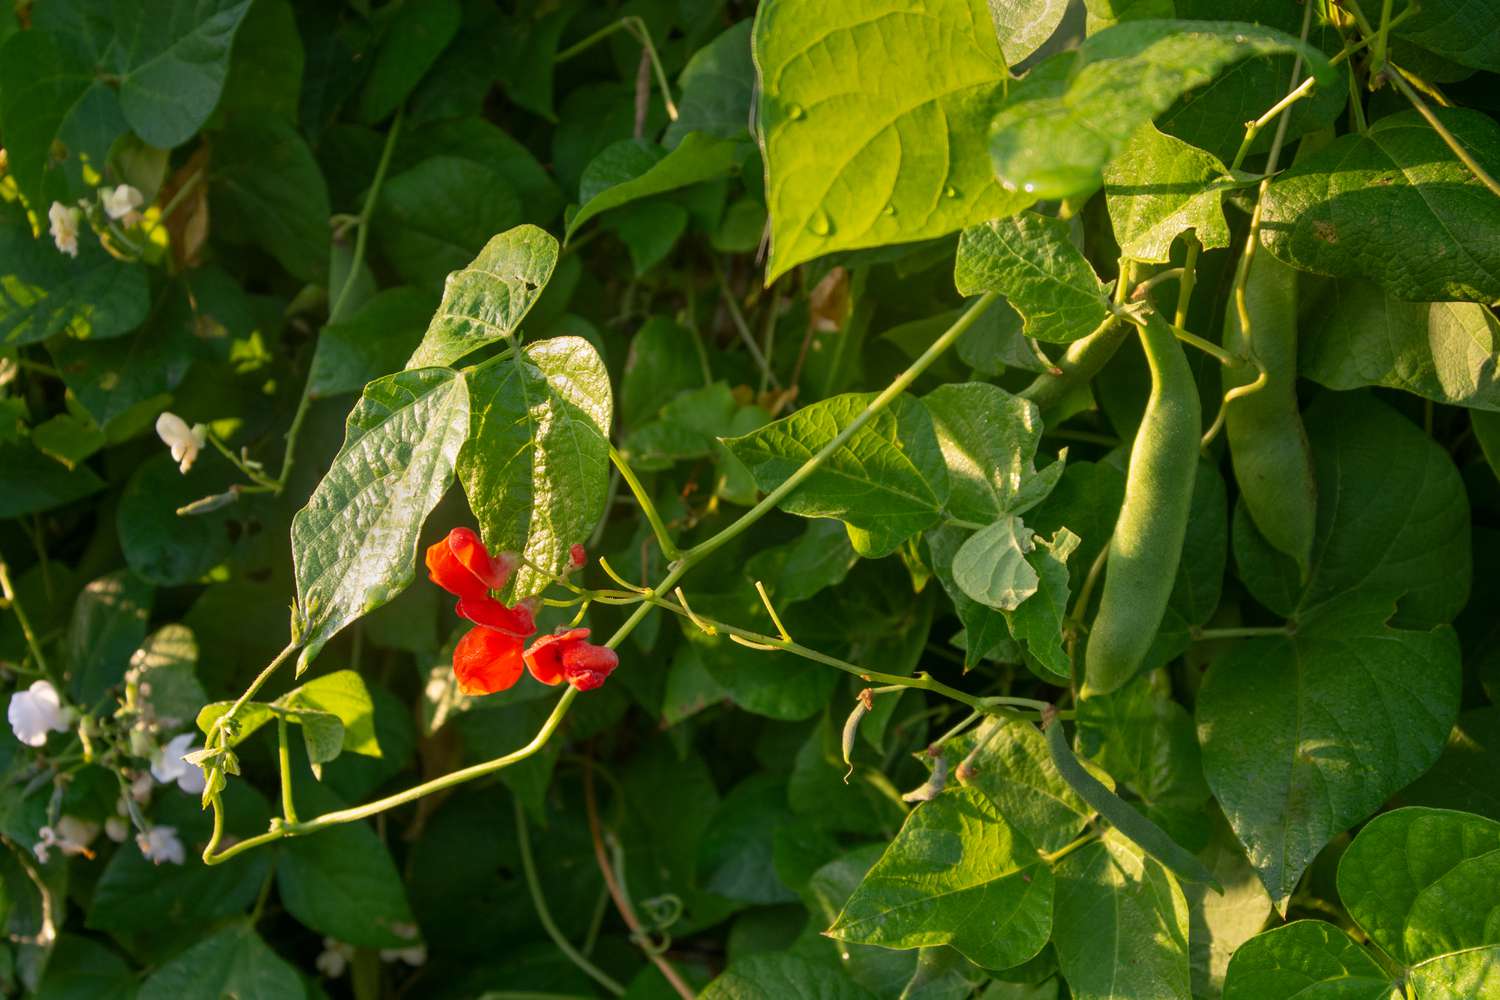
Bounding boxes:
[130,772,154,804]
[33,816,99,863]
[100,184,143,221]
[104,816,129,843]
[379,944,427,966]
[154,412,207,474]
[317,938,356,978]
[8,680,74,747]
[150,732,206,795]
[137,825,184,865]
[47,202,80,257]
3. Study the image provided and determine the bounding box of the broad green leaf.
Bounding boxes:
[828,789,1053,970]
[1188,815,1274,999]
[136,922,301,1000]
[291,368,470,671]
[943,717,1099,852]
[988,0,1069,64]
[1338,807,1500,997]
[33,935,137,999]
[1398,708,1500,822]
[492,6,574,121]
[117,454,236,586]
[625,382,739,469]
[726,393,950,558]
[210,116,331,283]
[398,118,562,225]
[988,19,1334,199]
[1393,0,1500,73]
[0,30,126,210]
[1103,124,1235,263]
[1003,527,1080,679]
[620,316,707,428]
[953,516,1037,611]
[566,133,743,238]
[109,0,253,148]
[405,224,559,369]
[928,525,1017,667]
[1233,393,1470,629]
[67,571,152,705]
[276,782,417,948]
[702,952,877,1000]
[46,301,194,431]
[923,382,1062,521]
[126,625,207,729]
[375,156,522,289]
[697,776,799,904]
[354,0,461,123]
[601,200,690,275]
[1051,831,1191,1000]
[1222,921,1398,1000]
[753,0,1033,281]
[0,225,149,346]
[30,413,104,469]
[0,440,105,518]
[1197,622,1461,911]
[663,21,755,148]
[1261,110,1500,302]
[801,844,923,991]
[217,0,303,121]
[308,287,438,398]
[279,670,381,759]
[955,213,1111,344]
[459,336,612,600]
[1300,276,1500,410]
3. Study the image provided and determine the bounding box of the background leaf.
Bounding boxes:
[955,213,1111,344]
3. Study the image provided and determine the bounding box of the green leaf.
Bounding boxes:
[210,115,332,283]
[1050,831,1191,1000]
[953,516,1038,611]
[929,526,1020,668]
[1233,393,1470,629]
[923,382,1062,521]
[375,155,523,289]
[1222,921,1398,1000]
[1188,814,1275,999]
[725,392,950,558]
[291,368,470,671]
[1260,109,1500,302]
[620,317,706,428]
[34,935,137,999]
[117,454,235,586]
[399,118,562,225]
[697,776,798,904]
[1004,527,1080,679]
[1103,123,1235,263]
[1299,276,1500,410]
[1197,622,1461,912]
[566,133,743,238]
[989,0,1070,64]
[1393,0,1500,73]
[308,287,439,398]
[459,336,613,600]
[988,19,1334,200]
[1338,807,1500,995]
[664,21,755,148]
[1398,708,1500,822]
[404,224,559,369]
[828,788,1053,971]
[0,440,105,518]
[276,782,417,947]
[136,922,301,1000]
[29,413,104,469]
[354,0,461,123]
[0,225,150,346]
[955,213,1112,344]
[67,571,152,705]
[753,0,1033,281]
[217,0,303,122]
[702,952,877,1000]
[126,624,208,730]
[0,30,126,210]
[278,670,381,759]
[108,0,253,148]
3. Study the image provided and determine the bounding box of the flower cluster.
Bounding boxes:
[46,184,146,257]
[426,528,618,695]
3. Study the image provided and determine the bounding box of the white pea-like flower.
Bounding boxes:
[33,816,99,863]
[317,938,356,978]
[154,412,207,474]
[137,825,185,865]
[100,184,144,222]
[379,944,428,967]
[150,731,207,795]
[47,202,81,257]
[8,680,74,748]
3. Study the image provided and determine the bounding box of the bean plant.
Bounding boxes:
[0,0,1497,997]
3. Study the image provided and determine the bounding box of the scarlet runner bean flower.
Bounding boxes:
[524,627,619,692]
[426,528,537,695]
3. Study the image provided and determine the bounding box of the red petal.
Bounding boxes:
[563,641,618,691]
[453,627,525,695]
[455,596,536,637]
[448,528,515,590]
[569,543,587,569]
[524,627,590,686]
[426,533,489,600]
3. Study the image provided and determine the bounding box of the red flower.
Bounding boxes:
[569,543,587,570]
[523,628,619,691]
[456,595,536,637]
[425,528,515,601]
[453,626,525,695]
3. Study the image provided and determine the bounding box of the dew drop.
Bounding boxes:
[882,203,897,216]
[943,185,959,199]
[786,103,806,121]
[808,209,833,236]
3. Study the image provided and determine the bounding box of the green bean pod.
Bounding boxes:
[1222,249,1316,576]
[1082,311,1200,697]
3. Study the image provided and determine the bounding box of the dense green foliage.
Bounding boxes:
[1,0,1498,997]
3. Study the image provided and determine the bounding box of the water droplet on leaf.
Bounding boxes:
[943,185,959,199]
[786,103,806,121]
[808,210,833,236]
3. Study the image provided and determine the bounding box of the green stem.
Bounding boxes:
[213,642,300,738]
[1040,830,1099,864]
[0,560,52,681]
[1170,324,1238,367]
[1174,235,1200,330]
[1384,69,1500,198]
[609,446,681,560]
[516,797,627,996]
[716,260,781,390]
[277,716,299,824]
[555,17,676,120]
[1192,625,1292,641]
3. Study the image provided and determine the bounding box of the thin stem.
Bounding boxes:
[1174,235,1200,330]
[0,560,52,681]
[277,716,298,824]
[1170,324,1238,367]
[1202,367,1267,450]
[1193,625,1292,641]
[516,797,626,997]
[1384,69,1500,198]
[214,642,300,738]
[1041,830,1099,864]
[1130,267,1184,301]
[1229,75,1318,172]
[556,18,677,120]
[684,293,1001,565]
[1373,0,1395,70]
[716,260,781,390]
[609,446,681,560]
[329,109,404,325]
